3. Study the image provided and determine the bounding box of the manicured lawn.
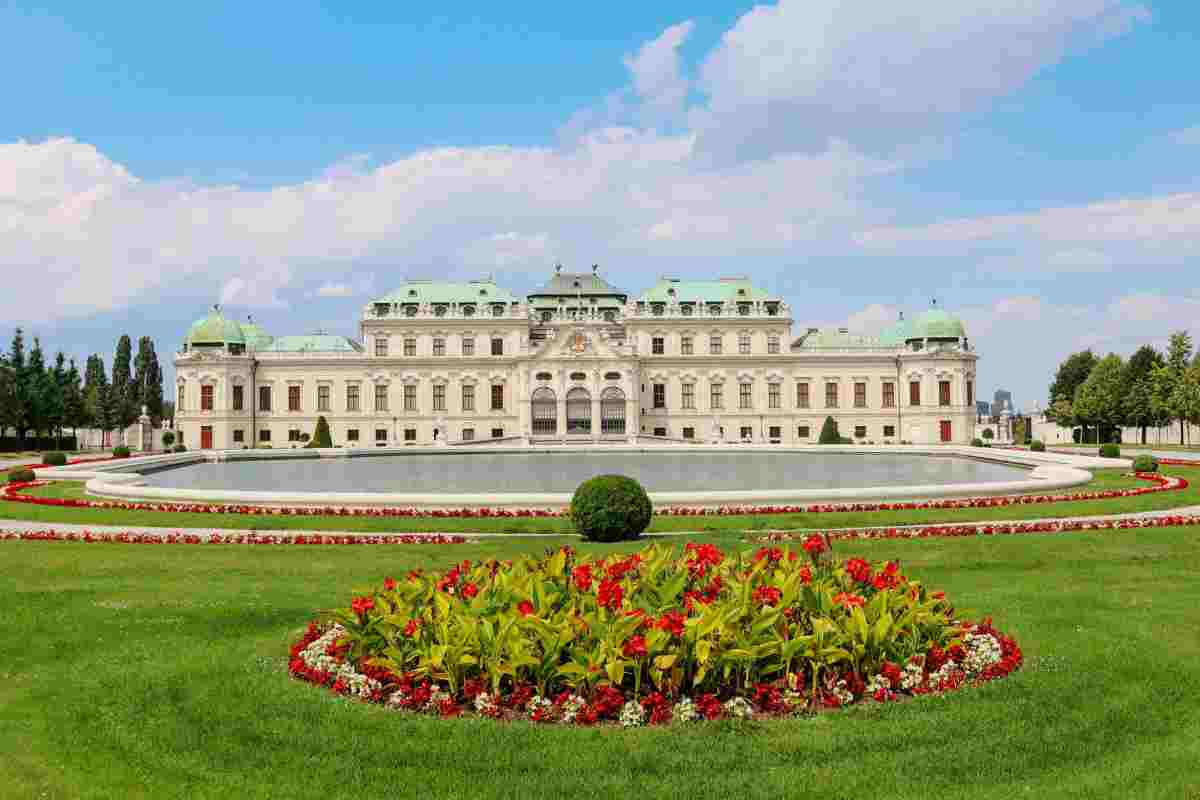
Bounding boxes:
[3,467,1198,535]
[3,527,1199,799]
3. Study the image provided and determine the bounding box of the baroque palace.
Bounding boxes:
[175,269,978,450]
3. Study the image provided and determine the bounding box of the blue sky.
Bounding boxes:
[3,0,1200,409]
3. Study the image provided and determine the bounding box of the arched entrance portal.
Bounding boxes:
[600,387,626,435]
[566,388,592,435]
[531,388,557,436]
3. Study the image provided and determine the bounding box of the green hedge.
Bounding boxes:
[1132,454,1159,473]
[7,468,36,484]
[1030,440,1046,452]
[1099,443,1121,459]
[112,446,131,458]
[42,451,67,466]
[569,475,652,542]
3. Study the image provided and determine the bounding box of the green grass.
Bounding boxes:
[3,528,1199,799]
[3,467,1198,535]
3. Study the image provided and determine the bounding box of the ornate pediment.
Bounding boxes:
[530,326,627,363]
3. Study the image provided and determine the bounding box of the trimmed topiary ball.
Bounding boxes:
[7,468,36,484]
[1132,454,1159,473]
[1030,440,1046,452]
[971,437,983,447]
[1099,443,1121,459]
[43,451,67,466]
[570,475,652,542]
[112,446,131,458]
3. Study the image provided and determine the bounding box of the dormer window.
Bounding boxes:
[737,288,746,296]
[462,304,476,317]
[708,303,722,316]
[651,303,665,316]
[404,304,418,317]
[738,303,751,316]
[681,303,693,316]
[408,289,417,297]
[479,289,488,296]
[492,304,504,317]
[667,288,676,296]
[373,303,390,317]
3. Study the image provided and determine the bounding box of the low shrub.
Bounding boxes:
[1099,443,1121,459]
[303,541,1023,725]
[7,468,36,484]
[981,429,995,440]
[112,446,131,458]
[172,444,187,453]
[570,475,652,542]
[161,431,176,449]
[1030,440,1046,452]
[971,438,983,447]
[1132,454,1159,473]
[43,451,67,466]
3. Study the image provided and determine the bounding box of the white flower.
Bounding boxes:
[526,695,553,720]
[866,674,892,695]
[723,697,754,719]
[783,689,808,714]
[619,700,646,727]
[829,679,854,707]
[297,624,382,700]
[560,694,587,724]
[900,662,925,691]
[474,692,499,716]
[672,697,699,723]
[961,631,1003,677]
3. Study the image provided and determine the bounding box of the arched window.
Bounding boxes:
[566,387,591,435]
[600,387,626,435]
[531,388,557,436]
[535,371,553,381]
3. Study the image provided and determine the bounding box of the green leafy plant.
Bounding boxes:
[1132,454,1159,473]
[1099,443,1121,459]
[172,444,187,453]
[570,475,652,542]
[7,468,36,484]
[306,416,333,449]
[971,438,983,447]
[981,429,994,440]
[1030,440,1046,452]
[112,446,131,458]
[818,416,842,444]
[43,451,67,466]
[161,431,176,449]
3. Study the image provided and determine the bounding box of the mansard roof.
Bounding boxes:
[374,279,518,306]
[260,335,363,353]
[528,270,628,300]
[637,276,774,303]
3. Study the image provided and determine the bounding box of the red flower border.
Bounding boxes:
[1,469,1190,520]
[0,529,469,545]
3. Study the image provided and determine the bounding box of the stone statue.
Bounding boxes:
[434,415,448,446]
[709,415,722,444]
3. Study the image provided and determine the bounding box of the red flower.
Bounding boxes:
[462,582,479,599]
[622,635,648,659]
[754,547,784,564]
[516,600,535,617]
[881,661,902,686]
[351,596,375,618]
[572,564,594,592]
[752,584,782,607]
[802,534,826,556]
[845,558,872,584]
[597,578,623,610]
[832,591,865,609]
[383,576,397,591]
[656,610,686,637]
[402,618,421,638]
[799,566,812,584]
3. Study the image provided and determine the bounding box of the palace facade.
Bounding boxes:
[174,270,978,449]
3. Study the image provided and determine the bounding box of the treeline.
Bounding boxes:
[1047,331,1200,444]
[0,329,168,451]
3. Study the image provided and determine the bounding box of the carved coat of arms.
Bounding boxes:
[570,332,588,354]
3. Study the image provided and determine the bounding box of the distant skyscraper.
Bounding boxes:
[976,400,991,420]
[991,389,1013,417]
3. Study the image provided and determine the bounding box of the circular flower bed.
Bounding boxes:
[288,541,1023,726]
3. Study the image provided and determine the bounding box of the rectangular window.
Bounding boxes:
[491,428,504,439]
[796,382,810,409]
[681,382,695,410]
[177,385,186,412]
[404,338,417,357]
[884,425,896,438]
[966,379,974,407]
[288,429,301,442]
[200,385,213,411]
[404,385,416,412]
[317,385,330,412]
[375,428,388,444]
[491,337,504,356]
[710,383,724,409]
[681,336,693,355]
[258,386,271,412]
[433,338,445,357]
[910,381,921,406]
[738,334,751,354]
[654,427,667,437]
[854,425,867,439]
[739,382,753,410]
[259,429,271,443]
[288,385,301,412]
[769,425,781,440]
[347,429,359,442]
[374,385,388,412]
[854,382,867,408]
[404,428,416,443]
[740,426,753,440]
[682,426,695,440]
[232,385,244,411]
[462,337,475,356]
[768,383,781,409]
[709,334,722,355]
[462,384,475,411]
[797,425,811,439]
[346,384,360,412]
[882,382,895,408]
[491,384,504,411]
[652,336,664,355]
[462,428,474,441]
[433,384,446,411]
[233,429,244,443]
[825,382,838,408]
[939,380,952,407]
[653,383,666,409]
[768,336,780,354]
[375,337,388,357]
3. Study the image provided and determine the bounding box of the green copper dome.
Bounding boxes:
[186,308,245,346]
[240,321,274,350]
[909,308,966,340]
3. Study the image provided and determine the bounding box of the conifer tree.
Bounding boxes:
[111,335,137,432]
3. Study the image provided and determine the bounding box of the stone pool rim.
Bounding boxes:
[32,445,1126,510]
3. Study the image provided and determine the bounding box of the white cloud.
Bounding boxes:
[691,0,1149,159]
[624,21,694,126]
[458,232,556,270]
[315,282,354,297]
